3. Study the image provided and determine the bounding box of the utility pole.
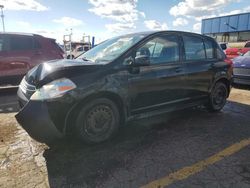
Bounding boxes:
[63,28,73,59]
[0,5,5,32]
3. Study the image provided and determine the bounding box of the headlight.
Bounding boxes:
[31,78,76,100]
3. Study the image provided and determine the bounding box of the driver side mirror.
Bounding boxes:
[133,55,150,67]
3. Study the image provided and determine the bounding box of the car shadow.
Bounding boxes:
[42,106,208,187]
[43,101,250,188]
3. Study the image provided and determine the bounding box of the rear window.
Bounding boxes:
[183,35,206,61]
[9,35,33,51]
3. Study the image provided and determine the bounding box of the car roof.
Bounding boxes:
[0,32,43,37]
[118,30,214,40]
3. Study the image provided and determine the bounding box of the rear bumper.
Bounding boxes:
[15,101,63,143]
[233,75,250,85]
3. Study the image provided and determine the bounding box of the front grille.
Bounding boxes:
[233,68,250,75]
[19,78,36,99]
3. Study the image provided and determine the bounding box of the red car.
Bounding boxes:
[0,33,64,85]
[225,41,250,59]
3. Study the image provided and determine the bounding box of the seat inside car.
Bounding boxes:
[152,46,178,63]
[137,47,151,57]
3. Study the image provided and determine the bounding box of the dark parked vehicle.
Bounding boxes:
[233,51,250,85]
[16,31,232,144]
[0,32,64,85]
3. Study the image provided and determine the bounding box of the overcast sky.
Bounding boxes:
[0,0,249,44]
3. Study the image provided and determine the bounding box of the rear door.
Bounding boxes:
[182,35,216,101]
[128,34,188,115]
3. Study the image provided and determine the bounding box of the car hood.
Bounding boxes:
[25,59,105,86]
[233,56,250,68]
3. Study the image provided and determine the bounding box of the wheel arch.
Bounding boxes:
[64,91,127,134]
[211,77,231,97]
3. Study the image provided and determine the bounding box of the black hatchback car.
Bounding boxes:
[16,31,232,144]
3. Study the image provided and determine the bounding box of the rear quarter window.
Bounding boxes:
[183,35,206,61]
[204,39,215,59]
[216,47,225,60]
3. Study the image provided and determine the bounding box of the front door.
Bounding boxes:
[127,34,187,115]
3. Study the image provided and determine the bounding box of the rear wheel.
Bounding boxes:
[75,98,120,144]
[206,82,228,112]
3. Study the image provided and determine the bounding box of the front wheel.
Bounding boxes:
[206,82,228,112]
[75,98,120,144]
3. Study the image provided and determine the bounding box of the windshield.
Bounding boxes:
[77,34,145,63]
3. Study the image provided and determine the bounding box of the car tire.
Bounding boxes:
[206,82,228,112]
[75,98,120,144]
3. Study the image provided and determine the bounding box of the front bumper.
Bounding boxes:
[15,87,75,143]
[15,100,64,143]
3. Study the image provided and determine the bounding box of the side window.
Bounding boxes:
[183,35,206,61]
[136,40,155,57]
[152,42,164,57]
[9,35,33,51]
[216,47,225,60]
[204,39,214,59]
[34,39,42,49]
[136,35,180,64]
